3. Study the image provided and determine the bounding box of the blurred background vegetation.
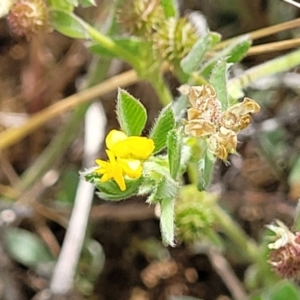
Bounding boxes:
[1,0,300,299]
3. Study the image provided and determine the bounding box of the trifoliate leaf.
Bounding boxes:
[4,228,54,270]
[180,32,221,74]
[116,89,147,136]
[167,129,182,179]
[209,58,228,111]
[160,197,175,246]
[149,104,175,154]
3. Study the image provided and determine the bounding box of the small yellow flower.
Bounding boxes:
[95,150,126,191]
[117,157,142,178]
[95,130,155,191]
[106,129,155,160]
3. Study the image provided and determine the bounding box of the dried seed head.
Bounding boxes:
[267,221,300,279]
[7,0,50,37]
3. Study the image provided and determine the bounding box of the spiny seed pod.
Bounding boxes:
[7,0,50,37]
[153,17,198,63]
[175,186,216,243]
[118,0,164,37]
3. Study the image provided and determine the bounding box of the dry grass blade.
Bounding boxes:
[0,70,138,151]
[247,38,300,56]
[215,18,300,50]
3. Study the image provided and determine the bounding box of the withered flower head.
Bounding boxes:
[183,84,222,124]
[184,119,216,138]
[208,127,238,161]
[228,97,261,116]
[266,220,300,280]
[181,84,260,161]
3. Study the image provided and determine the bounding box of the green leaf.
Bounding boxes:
[48,0,73,11]
[146,174,179,204]
[167,130,182,179]
[200,36,251,78]
[156,177,179,200]
[50,10,89,39]
[227,38,252,63]
[96,177,141,201]
[161,0,178,18]
[89,38,144,59]
[57,168,79,204]
[77,239,105,295]
[180,32,221,74]
[197,151,216,191]
[81,168,141,201]
[66,0,78,6]
[160,197,175,246]
[209,58,228,111]
[249,280,300,300]
[116,89,147,136]
[149,104,175,154]
[4,228,54,269]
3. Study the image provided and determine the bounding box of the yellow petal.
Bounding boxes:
[105,129,154,160]
[118,158,142,178]
[106,149,116,164]
[125,136,155,159]
[106,130,128,150]
[94,149,127,191]
[112,164,126,191]
[110,136,154,160]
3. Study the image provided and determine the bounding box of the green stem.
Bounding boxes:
[213,205,264,266]
[85,23,140,69]
[148,74,173,106]
[228,48,300,98]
